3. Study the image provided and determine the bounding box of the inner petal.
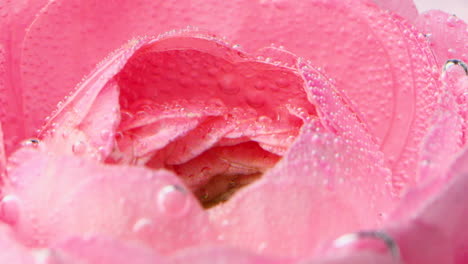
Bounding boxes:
[108,41,315,207]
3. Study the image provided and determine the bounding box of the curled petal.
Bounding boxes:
[208,60,395,259]
[415,10,468,65]
[372,0,418,22]
[386,147,468,264]
[52,236,166,264]
[0,149,215,253]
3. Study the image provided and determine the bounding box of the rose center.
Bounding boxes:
[106,40,314,208]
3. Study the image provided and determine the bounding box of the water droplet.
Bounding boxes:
[132,218,154,234]
[218,74,240,95]
[443,59,468,75]
[21,138,40,148]
[157,185,190,217]
[447,15,458,27]
[0,195,20,225]
[72,141,86,155]
[100,130,112,141]
[245,93,265,108]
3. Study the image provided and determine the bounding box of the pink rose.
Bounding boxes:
[0,0,467,263]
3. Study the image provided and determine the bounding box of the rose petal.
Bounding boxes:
[417,65,466,184]
[170,246,292,264]
[372,0,418,22]
[0,0,49,153]
[300,251,394,264]
[0,224,34,263]
[0,149,215,253]
[53,236,166,264]
[21,0,441,192]
[415,10,468,65]
[208,61,395,259]
[0,122,6,178]
[386,147,468,264]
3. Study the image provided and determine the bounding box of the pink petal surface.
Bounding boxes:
[372,0,418,22]
[207,59,395,259]
[415,10,468,65]
[52,236,166,264]
[417,64,466,184]
[169,246,292,264]
[0,149,215,253]
[0,224,34,264]
[0,122,5,178]
[0,0,49,154]
[20,0,441,192]
[386,147,468,264]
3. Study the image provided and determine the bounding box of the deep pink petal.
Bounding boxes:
[0,149,215,253]
[207,61,396,259]
[21,0,441,192]
[0,122,5,178]
[372,0,418,22]
[386,147,468,264]
[0,0,49,153]
[415,10,468,65]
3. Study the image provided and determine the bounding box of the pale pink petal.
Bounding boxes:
[386,147,468,264]
[372,0,418,22]
[0,149,215,253]
[21,0,441,193]
[208,61,395,259]
[415,10,468,65]
[170,246,292,264]
[417,64,466,184]
[52,236,166,264]
[300,251,394,264]
[0,224,34,264]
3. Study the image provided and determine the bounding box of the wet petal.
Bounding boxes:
[21,0,441,193]
[372,0,418,22]
[415,10,468,65]
[53,236,166,264]
[0,0,49,153]
[386,147,468,264]
[0,149,215,253]
[0,224,34,263]
[0,122,5,179]
[170,246,292,264]
[208,61,396,259]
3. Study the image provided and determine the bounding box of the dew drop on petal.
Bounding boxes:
[72,141,86,155]
[218,74,240,95]
[157,185,190,217]
[0,195,20,225]
[21,138,40,148]
[132,218,154,234]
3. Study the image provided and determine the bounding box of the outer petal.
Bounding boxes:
[0,122,5,178]
[21,0,441,192]
[0,224,34,264]
[386,147,468,264]
[372,0,418,22]
[413,0,468,21]
[169,246,292,264]
[0,0,49,153]
[415,10,468,65]
[0,149,215,253]
[51,236,166,264]
[207,61,395,259]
